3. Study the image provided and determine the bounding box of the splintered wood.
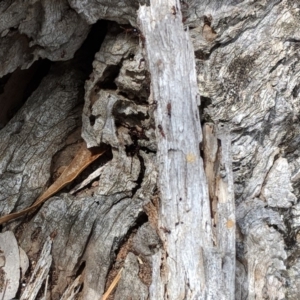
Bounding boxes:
[20,237,52,300]
[0,143,107,225]
[202,123,235,297]
[138,0,235,298]
[101,268,123,300]
[138,1,231,299]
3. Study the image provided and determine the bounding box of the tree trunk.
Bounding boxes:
[0,0,299,299]
[138,1,235,299]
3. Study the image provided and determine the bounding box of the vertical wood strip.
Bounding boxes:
[139,1,213,298]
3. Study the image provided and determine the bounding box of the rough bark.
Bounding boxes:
[138,1,235,298]
[0,0,299,300]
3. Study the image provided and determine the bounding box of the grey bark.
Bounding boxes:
[138,1,235,299]
[0,0,299,299]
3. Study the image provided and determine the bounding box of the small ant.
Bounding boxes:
[157,124,165,138]
[160,226,171,234]
[50,229,58,240]
[121,26,140,37]
[139,32,146,48]
[120,25,146,47]
[171,6,177,16]
[167,102,171,117]
[122,123,147,140]
[203,15,213,26]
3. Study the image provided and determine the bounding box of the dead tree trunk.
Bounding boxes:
[0,0,299,299]
[138,1,235,299]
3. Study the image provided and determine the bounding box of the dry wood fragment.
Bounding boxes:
[138,1,214,298]
[0,143,107,225]
[20,237,52,300]
[101,267,123,300]
[1,280,7,300]
[60,275,82,300]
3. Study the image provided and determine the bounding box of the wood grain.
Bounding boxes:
[0,143,107,225]
[138,1,214,298]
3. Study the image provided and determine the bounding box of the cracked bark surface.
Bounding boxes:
[0,0,299,299]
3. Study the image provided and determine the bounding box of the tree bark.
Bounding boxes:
[138,1,235,298]
[0,0,299,299]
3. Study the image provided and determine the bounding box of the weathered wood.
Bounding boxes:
[18,149,157,299]
[0,0,300,298]
[0,0,90,77]
[0,143,107,225]
[0,63,85,221]
[203,123,235,298]
[194,0,300,298]
[0,231,20,300]
[69,0,144,25]
[60,275,82,300]
[20,237,52,300]
[138,1,234,299]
